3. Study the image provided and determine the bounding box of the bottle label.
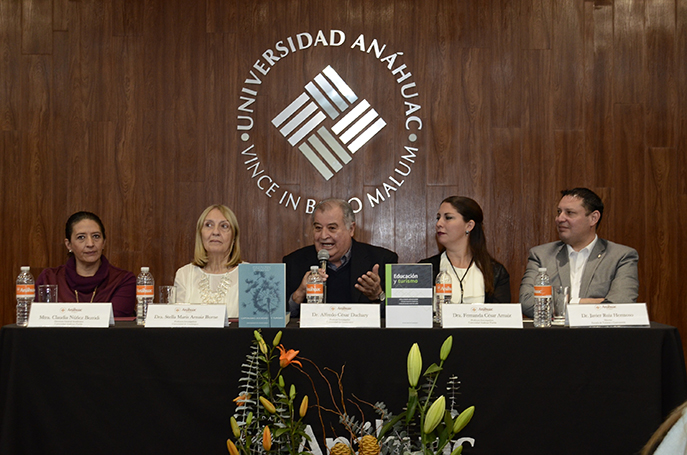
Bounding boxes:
[137,285,154,297]
[436,283,452,294]
[306,283,324,297]
[534,285,552,297]
[16,284,35,297]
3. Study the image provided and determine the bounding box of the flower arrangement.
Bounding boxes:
[227,330,310,455]
[376,336,475,455]
[227,331,474,455]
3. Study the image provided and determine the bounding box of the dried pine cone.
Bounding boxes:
[359,435,380,455]
[330,442,353,455]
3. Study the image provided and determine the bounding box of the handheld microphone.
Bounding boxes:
[317,249,329,270]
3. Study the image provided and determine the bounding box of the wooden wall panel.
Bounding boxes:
[0,0,20,131]
[645,148,678,321]
[522,0,552,50]
[615,0,645,104]
[521,49,556,248]
[552,0,583,130]
[0,0,686,359]
[584,2,613,185]
[679,0,687,194]
[645,0,676,148]
[22,0,52,55]
[491,0,521,129]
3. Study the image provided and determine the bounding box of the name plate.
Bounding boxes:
[28,303,114,328]
[567,303,650,327]
[145,304,229,328]
[442,304,524,329]
[300,304,381,328]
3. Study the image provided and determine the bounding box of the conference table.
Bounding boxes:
[0,320,685,455]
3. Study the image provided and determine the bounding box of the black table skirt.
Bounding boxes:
[1,321,685,455]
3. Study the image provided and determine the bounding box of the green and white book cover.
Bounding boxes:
[385,263,433,306]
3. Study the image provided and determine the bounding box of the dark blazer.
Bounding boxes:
[283,239,399,316]
[419,253,511,303]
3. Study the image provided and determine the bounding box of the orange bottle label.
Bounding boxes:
[436,283,452,294]
[16,284,35,297]
[534,285,552,297]
[306,283,324,296]
[136,285,154,297]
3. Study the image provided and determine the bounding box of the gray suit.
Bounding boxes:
[519,238,639,317]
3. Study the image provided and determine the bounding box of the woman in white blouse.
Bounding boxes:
[419,196,510,303]
[174,204,243,317]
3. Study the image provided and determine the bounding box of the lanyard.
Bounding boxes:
[448,257,474,303]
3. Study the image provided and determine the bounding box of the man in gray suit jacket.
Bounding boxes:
[519,188,639,317]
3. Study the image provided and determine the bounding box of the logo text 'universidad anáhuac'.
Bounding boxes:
[237,30,422,214]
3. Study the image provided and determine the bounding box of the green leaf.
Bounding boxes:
[273,428,290,437]
[443,409,453,429]
[406,388,418,424]
[377,411,406,440]
[437,425,450,449]
[423,363,443,376]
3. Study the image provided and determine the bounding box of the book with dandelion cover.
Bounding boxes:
[238,263,288,328]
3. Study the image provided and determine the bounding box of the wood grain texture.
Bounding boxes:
[645,148,677,322]
[0,0,686,359]
[552,0,583,129]
[584,2,614,186]
[614,0,645,104]
[522,0,552,50]
[22,0,52,55]
[0,0,21,132]
[646,0,677,148]
[680,0,687,194]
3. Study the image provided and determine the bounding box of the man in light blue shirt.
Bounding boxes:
[519,188,639,317]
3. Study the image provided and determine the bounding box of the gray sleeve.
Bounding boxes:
[603,247,639,303]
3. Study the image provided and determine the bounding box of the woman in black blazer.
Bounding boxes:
[419,196,510,303]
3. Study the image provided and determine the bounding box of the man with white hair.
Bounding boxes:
[283,198,398,317]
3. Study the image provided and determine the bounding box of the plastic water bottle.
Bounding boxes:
[306,266,324,304]
[136,267,154,325]
[434,269,452,324]
[533,267,552,328]
[16,266,35,327]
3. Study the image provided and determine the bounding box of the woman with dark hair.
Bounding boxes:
[174,204,243,317]
[419,196,511,303]
[35,211,136,316]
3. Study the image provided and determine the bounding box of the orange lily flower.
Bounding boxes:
[226,439,239,455]
[233,392,251,407]
[263,426,272,451]
[276,344,302,368]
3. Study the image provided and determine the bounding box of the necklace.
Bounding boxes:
[447,255,474,304]
[75,287,97,303]
[198,269,233,304]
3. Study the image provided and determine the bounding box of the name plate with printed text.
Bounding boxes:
[567,303,650,327]
[145,304,229,328]
[28,303,114,328]
[442,303,524,329]
[300,304,381,328]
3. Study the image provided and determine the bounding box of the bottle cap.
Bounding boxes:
[141,266,149,273]
[538,267,547,272]
[20,266,30,272]
[310,265,319,272]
